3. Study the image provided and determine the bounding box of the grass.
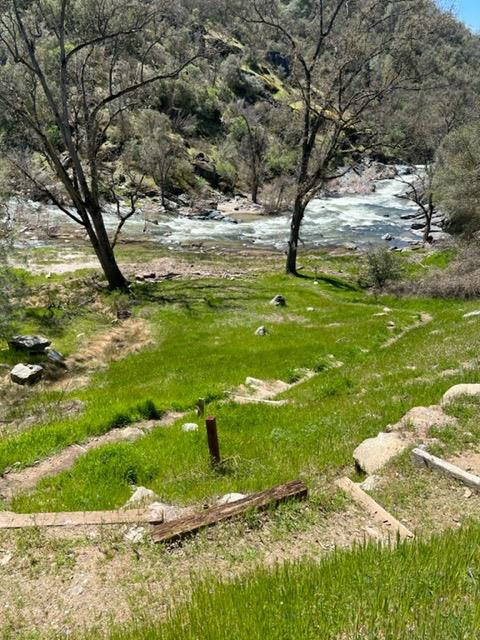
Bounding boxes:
[80,523,480,640]
[8,255,480,512]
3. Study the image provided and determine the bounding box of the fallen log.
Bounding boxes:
[335,477,414,540]
[412,447,480,490]
[152,480,308,544]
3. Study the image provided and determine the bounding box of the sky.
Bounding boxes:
[452,0,480,31]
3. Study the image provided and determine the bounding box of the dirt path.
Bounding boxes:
[0,412,184,501]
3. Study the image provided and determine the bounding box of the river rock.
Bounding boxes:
[382,233,393,241]
[411,222,424,230]
[353,432,407,474]
[10,363,44,385]
[442,384,480,405]
[270,294,286,307]
[8,335,51,353]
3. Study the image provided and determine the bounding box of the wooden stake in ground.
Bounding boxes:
[412,447,480,491]
[152,480,308,544]
[335,477,414,541]
[206,416,221,466]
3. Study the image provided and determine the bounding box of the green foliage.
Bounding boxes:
[359,247,403,290]
[435,123,480,236]
[89,524,480,639]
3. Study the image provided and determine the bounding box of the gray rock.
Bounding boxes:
[442,384,480,405]
[8,335,50,353]
[45,348,67,368]
[382,233,393,241]
[411,222,425,230]
[255,326,268,336]
[10,363,43,385]
[353,432,408,474]
[270,294,286,307]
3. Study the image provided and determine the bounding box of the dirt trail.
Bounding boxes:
[0,412,184,500]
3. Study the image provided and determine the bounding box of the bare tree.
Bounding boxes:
[0,0,203,289]
[241,0,430,275]
[397,164,437,244]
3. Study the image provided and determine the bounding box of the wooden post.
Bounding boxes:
[206,416,221,466]
[196,398,206,418]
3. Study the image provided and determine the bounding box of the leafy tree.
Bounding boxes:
[435,123,480,237]
[0,0,202,289]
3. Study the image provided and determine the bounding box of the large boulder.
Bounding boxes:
[353,432,407,474]
[442,384,480,405]
[10,363,44,385]
[8,335,51,354]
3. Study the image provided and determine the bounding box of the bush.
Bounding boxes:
[394,241,480,299]
[359,247,403,290]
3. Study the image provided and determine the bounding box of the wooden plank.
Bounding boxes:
[0,508,163,530]
[335,477,414,540]
[152,480,308,544]
[412,447,480,490]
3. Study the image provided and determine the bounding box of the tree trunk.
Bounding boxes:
[251,177,259,204]
[286,197,306,275]
[85,207,128,290]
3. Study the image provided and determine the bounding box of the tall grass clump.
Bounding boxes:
[89,523,480,640]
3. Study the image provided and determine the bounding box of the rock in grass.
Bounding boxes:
[124,526,146,544]
[353,432,408,474]
[148,502,188,522]
[124,486,157,508]
[45,348,67,368]
[442,384,480,405]
[8,335,51,353]
[182,422,199,432]
[463,311,480,319]
[255,326,268,336]
[10,363,43,386]
[270,294,286,307]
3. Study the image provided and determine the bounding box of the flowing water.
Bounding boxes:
[9,171,431,252]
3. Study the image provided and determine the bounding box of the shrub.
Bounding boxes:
[359,247,403,291]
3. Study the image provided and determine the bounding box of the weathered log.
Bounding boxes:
[152,480,308,544]
[412,447,480,490]
[335,477,414,540]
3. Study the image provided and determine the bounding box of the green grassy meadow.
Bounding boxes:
[3,251,480,513]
